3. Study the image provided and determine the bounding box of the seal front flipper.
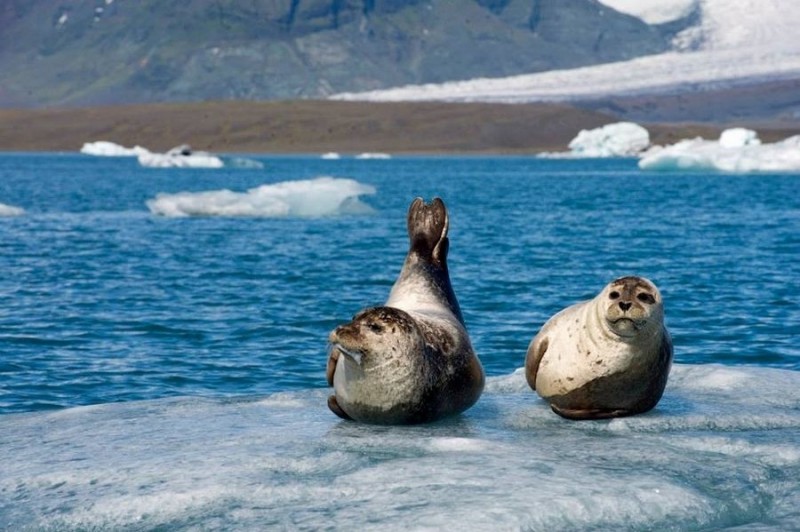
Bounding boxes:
[326,347,339,387]
[327,395,353,420]
[525,335,548,391]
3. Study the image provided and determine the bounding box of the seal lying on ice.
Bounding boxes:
[526,276,672,420]
[326,198,484,424]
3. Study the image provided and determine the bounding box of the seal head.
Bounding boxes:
[525,276,672,420]
[326,197,484,424]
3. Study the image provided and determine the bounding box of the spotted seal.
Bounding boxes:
[525,276,673,420]
[326,198,485,424]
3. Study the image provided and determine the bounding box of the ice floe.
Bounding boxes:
[321,152,342,159]
[80,141,150,157]
[1,364,798,530]
[146,176,376,217]
[639,129,800,172]
[138,144,224,169]
[0,202,25,217]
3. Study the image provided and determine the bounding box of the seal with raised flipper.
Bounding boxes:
[326,197,485,424]
[525,276,673,420]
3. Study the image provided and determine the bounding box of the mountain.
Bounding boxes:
[0,0,687,108]
[335,0,800,123]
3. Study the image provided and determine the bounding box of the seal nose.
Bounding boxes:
[618,301,632,312]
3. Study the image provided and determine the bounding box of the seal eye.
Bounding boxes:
[367,322,384,333]
[637,293,656,304]
[609,291,620,300]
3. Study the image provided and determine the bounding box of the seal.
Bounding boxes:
[326,197,485,424]
[525,276,673,420]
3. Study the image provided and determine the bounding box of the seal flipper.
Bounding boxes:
[401,197,464,324]
[551,405,632,420]
[525,335,548,391]
[326,348,339,387]
[407,197,449,268]
[327,395,353,420]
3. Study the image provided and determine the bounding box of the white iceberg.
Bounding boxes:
[226,157,265,169]
[355,152,392,160]
[541,122,651,158]
[80,141,150,157]
[569,122,651,157]
[138,145,224,169]
[0,202,24,216]
[1,364,799,530]
[146,176,376,217]
[321,152,342,160]
[639,129,800,172]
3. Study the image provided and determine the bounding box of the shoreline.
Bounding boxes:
[1,100,798,154]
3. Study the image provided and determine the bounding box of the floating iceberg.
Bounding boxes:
[564,122,651,158]
[80,141,150,157]
[0,202,24,216]
[321,152,342,160]
[639,129,800,172]
[146,176,376,217]
[226,156,265,169]
[355,152,392,160]
[1,364,799,530]
[138,145,224,169]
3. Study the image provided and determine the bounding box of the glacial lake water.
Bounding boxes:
[0,153,798,530]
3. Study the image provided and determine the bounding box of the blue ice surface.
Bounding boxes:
[1,365,799,530]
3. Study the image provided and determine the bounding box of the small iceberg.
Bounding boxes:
[570,122,650,157]
[0,202,25,217]
[355,152,392,160]
[321,152,341,160]
[226,157,265,169]
[639,129,800,173]
[138,145,224,169]
[539,122,651,158]
[80,141,150,157]
[146,176,376,217]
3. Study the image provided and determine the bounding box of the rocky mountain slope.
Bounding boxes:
[0,0,687,107]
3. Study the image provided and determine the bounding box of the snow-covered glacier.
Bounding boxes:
[333,0,800,104]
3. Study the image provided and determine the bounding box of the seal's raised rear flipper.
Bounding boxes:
[390,197,465,325]
[407,197,449,269]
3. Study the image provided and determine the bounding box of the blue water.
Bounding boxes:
[2,153,800,530]
[1,153,798,413]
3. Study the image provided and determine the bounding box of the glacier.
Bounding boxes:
[146,176,376,217]
[1,364,798,530]
[333,0,800,104]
